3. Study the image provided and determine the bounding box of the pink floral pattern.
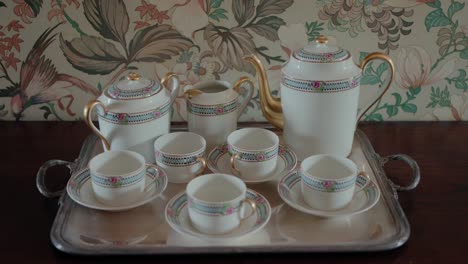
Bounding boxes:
[107,176,123,187]
[322,181,336,192]
[256,153,266,161]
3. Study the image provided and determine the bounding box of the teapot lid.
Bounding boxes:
[283,35,361,81]
[105,72,161,100]
[293,36,350,63]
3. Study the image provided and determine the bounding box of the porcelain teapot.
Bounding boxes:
[84,72,179,163]
[245,35,394,159]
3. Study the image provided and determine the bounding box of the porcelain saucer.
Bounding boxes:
[165,189,271,241]
[67,168,167,212]
[278,171,380,218]
[207,144,297,183]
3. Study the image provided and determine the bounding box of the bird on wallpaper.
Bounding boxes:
[5,23,99,121]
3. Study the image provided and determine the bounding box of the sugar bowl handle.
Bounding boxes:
[233,77,254,120]
[84,100,111,151]
[161,72,180,104]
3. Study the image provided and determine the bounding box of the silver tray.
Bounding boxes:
[37,127,420,254]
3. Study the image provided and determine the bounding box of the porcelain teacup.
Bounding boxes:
[227,128,279,180]
[186,174,256,235]
[89,150,160,206]
[154,132,207,183]
[300,154,369,211]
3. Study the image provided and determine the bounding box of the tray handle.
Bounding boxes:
[380,154,420,192]
[36,159,77,198]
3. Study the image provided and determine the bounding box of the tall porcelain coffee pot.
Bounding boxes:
[84,72,179,163]
[245,35,394,159]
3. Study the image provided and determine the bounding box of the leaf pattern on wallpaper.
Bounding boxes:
[83,0,129,49]
[200,0,292,74]
[128,24,193,63]
[233,0,254,26]
[61,0,193,75]
[59,35,126,74]
[204,24,257,74]
[248,16,285,41]
[255,0,293,17]
[319,0,413,52]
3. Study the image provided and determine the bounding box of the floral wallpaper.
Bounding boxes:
[0,0,467,121]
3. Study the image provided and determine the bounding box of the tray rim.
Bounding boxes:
[49,129,411,255]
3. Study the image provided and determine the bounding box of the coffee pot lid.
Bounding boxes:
[293,35,350,63]
[105,72,161,100]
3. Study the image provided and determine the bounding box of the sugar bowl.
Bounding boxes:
[84,72,179,163]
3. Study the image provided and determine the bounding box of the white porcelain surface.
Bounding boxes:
[185,80,253,150]
[300,155,358,211]
[278,171,380,218]
[185,174,255,235]
[165,189,271,241]
[98,117,170,164]
[207,144,297,184]
[66,168,167,212]
[227,128,279,180]
[154,132,206,183]
[282,87,359,159]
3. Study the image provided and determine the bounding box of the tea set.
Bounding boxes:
[68,36,391,239]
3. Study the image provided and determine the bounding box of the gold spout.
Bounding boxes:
[244,55,283,129]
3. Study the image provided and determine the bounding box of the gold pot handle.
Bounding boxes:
[83,100,111,151]
[357,52,395,125]
[233,77,254,120]
[161,72,180,104]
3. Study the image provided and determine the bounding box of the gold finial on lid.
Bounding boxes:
[127,72,141,81]
[315,35,328,44]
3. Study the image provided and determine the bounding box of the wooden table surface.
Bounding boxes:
[1,122,467,263]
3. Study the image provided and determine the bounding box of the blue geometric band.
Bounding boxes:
[187,98,238,116]
[91,169,145,188]
[188,198,242,216]
[293,48,349,63]
[156,149,204,167]
[228,144,278,162]
[300,172,355,192]
[98,100,171,125]
[105,80,161,100]
[282,75,361,93]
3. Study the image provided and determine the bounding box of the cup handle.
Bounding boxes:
[240,197,257,221]
[194,157,207,176]
[354,171,371,195]
[356,52,395,126]
[143,164,161,192]
[233,77,254,120]
[230,153,242,177]
[83,100,111,151]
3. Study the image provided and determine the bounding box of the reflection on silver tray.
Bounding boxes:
[37,126,420,254]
